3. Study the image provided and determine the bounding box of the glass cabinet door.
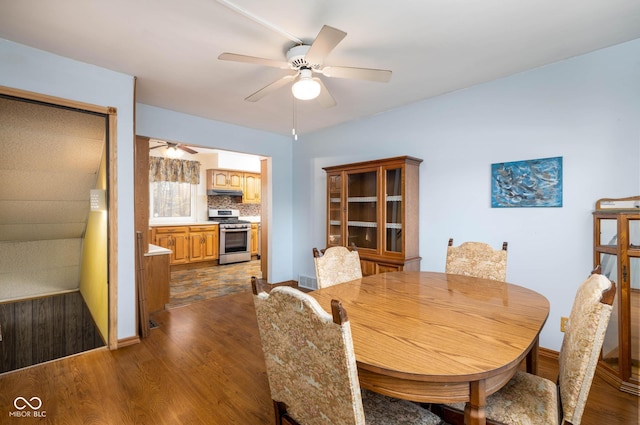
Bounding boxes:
[347,170,377,250]
[385,167,403,253]
[594,207,640,395]
[628,218,639,384]
[327,173,343,246]
[601,252,620,372]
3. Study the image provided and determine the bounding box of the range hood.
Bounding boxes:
[207,189,243,197]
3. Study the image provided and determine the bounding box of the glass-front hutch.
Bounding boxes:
[593,196,640,395]
[324,156,422,275]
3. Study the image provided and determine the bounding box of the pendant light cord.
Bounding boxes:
[292,96,298,141]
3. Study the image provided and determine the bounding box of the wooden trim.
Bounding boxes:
[260,158,269,280]
[539,346,559,362]
[117,335,141,348]
[0,85,111,114]
[108,109,119,349]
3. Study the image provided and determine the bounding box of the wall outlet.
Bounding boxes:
[560,317,569,333]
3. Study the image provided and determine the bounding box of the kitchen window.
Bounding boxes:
[149,181,196,222]
[149,156,200,223]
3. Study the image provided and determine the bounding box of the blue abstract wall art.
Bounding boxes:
[491,157,563,208]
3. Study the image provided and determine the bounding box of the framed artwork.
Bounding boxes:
[491,156,563,208]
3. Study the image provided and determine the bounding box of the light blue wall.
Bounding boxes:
[0,39,137,340]
[3,36,639,351]
[136,104,293,282]
[0,40,294,341]
[293,38,640,351]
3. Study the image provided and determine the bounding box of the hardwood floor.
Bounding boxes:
[0,291,637,424]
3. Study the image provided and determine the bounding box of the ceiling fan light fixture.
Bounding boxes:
[165,145,183,158]
[291,69,321,100]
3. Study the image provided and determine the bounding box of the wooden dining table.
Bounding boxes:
[308,271,550,425]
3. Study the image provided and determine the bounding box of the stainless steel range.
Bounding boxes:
[208,208,252,265]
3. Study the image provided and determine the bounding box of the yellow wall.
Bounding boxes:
[79,144,109,342]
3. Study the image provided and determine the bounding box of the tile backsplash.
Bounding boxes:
[208,195,261,216]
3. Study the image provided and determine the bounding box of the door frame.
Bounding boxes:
[0,85,118,348]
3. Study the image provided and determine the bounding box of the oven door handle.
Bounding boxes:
[220,228,250,233]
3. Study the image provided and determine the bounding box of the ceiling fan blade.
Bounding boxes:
[245,74,296,102]
[315,79,336,108]
[149,145,164,150]
[320,66,392,83]
[178,145,198,154]
[218,53,289,69]
[305,25,347,65]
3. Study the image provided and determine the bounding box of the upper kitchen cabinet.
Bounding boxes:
[207,169,261,204]
[323,156,422,276]
[207,169,243,191]
[243,172,261,204]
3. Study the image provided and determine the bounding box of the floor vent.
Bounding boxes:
[298,275,318,290]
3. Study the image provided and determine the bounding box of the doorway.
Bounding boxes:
[135,137,268,306]
[0,87,116,372]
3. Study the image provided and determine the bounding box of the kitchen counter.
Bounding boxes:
[150,221,219,227]
[146,243,172,256]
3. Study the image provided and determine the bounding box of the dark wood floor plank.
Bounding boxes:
[0,292,105,373]
[14,300,33,370]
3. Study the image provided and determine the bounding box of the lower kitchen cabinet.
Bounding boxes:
[250,223,259,256]
[153,226,190,265]
[145,252,170,312]
[189,225,219,262]
[152,225,219,265]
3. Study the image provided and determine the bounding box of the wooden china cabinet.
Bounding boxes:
[593,195,640,395]
[323,156,422,275]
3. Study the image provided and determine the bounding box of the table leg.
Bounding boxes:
[526,335,539,374]
[464,380,486,425]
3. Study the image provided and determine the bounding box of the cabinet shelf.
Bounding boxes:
[348,221,377,228]
[347,196,377,203]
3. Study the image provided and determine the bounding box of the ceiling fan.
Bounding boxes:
[149,141,198,156]
[218,25,392,108]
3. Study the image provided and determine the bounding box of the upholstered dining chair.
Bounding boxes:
[313,243,363,289]
[251,277,442,425]
[437,271,616,425]
[445,238,508,281]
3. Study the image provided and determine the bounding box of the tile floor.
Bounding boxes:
[168,260,262,308]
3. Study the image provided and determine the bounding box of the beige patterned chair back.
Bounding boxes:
[314,245,363,289]
[445,238,508,281]
[558,272,615,425]
[253,285,366,425]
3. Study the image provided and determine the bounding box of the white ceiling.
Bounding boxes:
[1,0,639,137]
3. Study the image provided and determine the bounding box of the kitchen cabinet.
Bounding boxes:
[323,156,422,276]
[250,223,259,256]
[145,248,170,313]
[189,225,219,262]
[207,169,243,191]
[593,196,640,395]
[152,224,219,265]
[243,173,261,204]
[153,226,190,265]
